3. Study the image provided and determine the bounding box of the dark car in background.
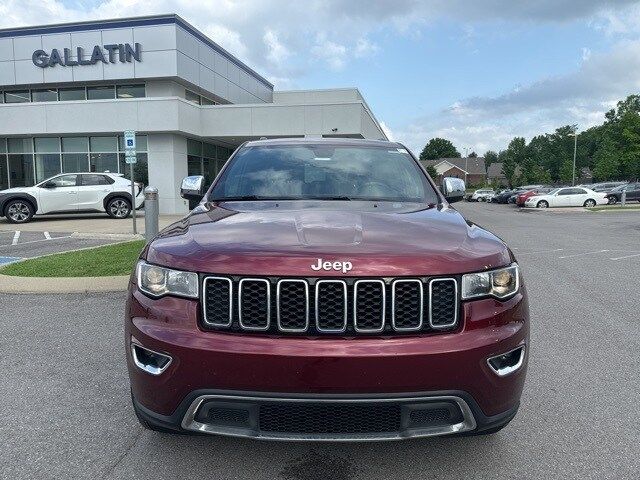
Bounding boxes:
[605,183,640,204]
[590,181,627,192]
[507,190,528,204]
[492,190,516,204]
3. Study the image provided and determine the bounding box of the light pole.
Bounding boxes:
[463,147,469,184]
[572,125,578,186]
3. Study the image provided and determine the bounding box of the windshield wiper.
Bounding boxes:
[210,195,264,201]
[303,195,352,201]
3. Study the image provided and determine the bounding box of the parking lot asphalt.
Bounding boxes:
[0,230,127,262]
[1,203,638,480]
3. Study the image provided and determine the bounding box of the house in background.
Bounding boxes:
[486,162,506,186]
[421,157,487,186]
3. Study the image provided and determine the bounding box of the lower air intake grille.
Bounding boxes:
[259,403,402,434]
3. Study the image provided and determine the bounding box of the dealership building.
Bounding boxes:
[0,14,387,214]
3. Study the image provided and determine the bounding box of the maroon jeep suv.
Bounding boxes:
[126,138,528,440]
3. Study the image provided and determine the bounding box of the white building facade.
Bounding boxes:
[0,14,387,214]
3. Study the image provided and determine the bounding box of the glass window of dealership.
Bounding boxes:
[0,135,232,191]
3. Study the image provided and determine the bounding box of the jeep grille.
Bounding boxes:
[202,276,459,335]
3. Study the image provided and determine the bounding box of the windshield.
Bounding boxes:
[545,188,560,195]
[209,144,438,203]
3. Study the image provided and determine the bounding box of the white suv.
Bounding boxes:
[0,173,144,224]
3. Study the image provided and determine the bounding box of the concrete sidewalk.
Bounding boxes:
[0,211,183,234]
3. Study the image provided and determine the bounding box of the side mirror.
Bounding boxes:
[442,177,465,203]
[180,175,206,202]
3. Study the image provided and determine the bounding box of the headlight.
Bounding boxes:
[461,264,519,300]
[136,261,199,299]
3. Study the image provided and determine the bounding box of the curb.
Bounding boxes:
[0,273,130,294]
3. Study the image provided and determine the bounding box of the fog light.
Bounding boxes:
[131,344,172,375]
[487,346,525,377]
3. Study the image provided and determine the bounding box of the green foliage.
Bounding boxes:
[593,137,620,180]
[419,138,461,161]
[484,150,498,167]
[468,151,478,157]
[492,94,640,184]
[1,241,144,277]
[502,137,525,187]
[426,165,438,178]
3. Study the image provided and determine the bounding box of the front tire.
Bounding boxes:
[536,200,549,209]
[4,200,35,224]
[107,197,132,219]
[608,196,617,205]
[584,199,596,208]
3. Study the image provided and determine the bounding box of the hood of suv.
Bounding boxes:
[146,201,513,276]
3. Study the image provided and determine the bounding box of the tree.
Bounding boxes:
[592,137,620,181]
[419,138,461,161]
[426,165,438,179]
[468,151,478,157]
[502,137,526,187]
[484,150,498,168]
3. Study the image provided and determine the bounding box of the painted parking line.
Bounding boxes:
[12,231,20,245]
[0,235,74,249]
[558,249,609,259]
[515,248,563,256]
[0,256,21,265]
[610,253,640,261]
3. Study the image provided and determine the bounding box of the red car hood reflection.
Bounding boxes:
[145,201,513,276]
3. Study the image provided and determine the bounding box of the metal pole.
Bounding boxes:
[572,132,577,186]
[144,186,159,241]
[130,161,137,234]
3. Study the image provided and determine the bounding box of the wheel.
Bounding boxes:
[583,199,596,208]
[4,199,34,224]
[536,200,549,209]
[608,196,617,205]
[107,197,132,219]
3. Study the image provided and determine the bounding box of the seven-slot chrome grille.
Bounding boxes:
[202,276,459,335]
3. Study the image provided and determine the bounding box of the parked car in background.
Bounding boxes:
[516,188,552,207]
[507,190,528,204]
[590,182,627,192]
[492,189,516,204]
[0,173,144,224]
[524,187,607,208]
[605,183,640,204]
[469,188,495,202]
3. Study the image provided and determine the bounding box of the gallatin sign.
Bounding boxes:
[32,43,142,68]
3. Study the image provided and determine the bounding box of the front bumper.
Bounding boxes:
[126,284,529,438]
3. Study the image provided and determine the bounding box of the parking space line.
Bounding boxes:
[610,253,640,261]
[0,235,73,249]
[516,248,563,255]
[44,231,51,240]
[558,249,609,259]
[12,231,20,245]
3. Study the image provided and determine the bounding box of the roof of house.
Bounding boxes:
[422,157,487,175]
[486,162,505,178]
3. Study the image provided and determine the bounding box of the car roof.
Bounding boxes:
[243,137,401,149]
[54,172,123,177]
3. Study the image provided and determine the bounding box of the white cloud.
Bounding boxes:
[354,37,379,58]
[379,121,395,141]
[581,47,592,62]
[263,29,290,65]
[311,33,348,70]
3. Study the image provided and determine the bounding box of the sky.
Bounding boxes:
[2,0,640,155]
